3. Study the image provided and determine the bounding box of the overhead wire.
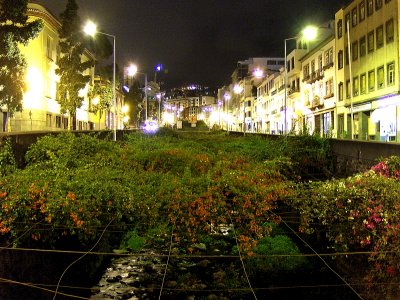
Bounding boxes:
[52,217,115,300]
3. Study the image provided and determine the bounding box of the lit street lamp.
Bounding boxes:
[284,25,317,135]
[84,20,117,141]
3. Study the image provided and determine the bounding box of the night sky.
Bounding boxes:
[34,0,346,89]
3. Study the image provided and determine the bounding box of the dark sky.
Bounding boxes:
[34,0,345,89]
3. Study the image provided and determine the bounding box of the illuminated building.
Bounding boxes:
[1,3,122,133]
[335,0,399,141]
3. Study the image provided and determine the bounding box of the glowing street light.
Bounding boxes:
[84,20,117,141]
[284,25,317,135]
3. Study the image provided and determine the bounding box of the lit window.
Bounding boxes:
[387,62,395,85]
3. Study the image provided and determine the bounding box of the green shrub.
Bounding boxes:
[247,234,308,273]
[121,230,146,252]
[0,138,16,176]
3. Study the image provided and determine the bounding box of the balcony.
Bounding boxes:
[323,62,334,70]
[288,87,300,96]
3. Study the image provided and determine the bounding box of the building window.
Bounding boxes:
[368,30,374,52]
[360,36,366,57]
[367,0,374,15]
[325,78,334,97]
[345,46,349,65]
[324,47,333,66]
[46,113,52,127]
[375,0,382,10]
[318,54,323,71]
[338,50,343,69]
[338,82,344,101]
[387,62,395,85]
[346,80,351,98]
[353,76,359,96]
[377,65,384,89]
[376,25,384,48]
[359,1,366,22]
[352,7,358,27]
[368,70,375,91]
[337,19,343,38]
[360,73,366,94]
[303,64,310,79]
[56,116,62,128]
[345,13,350,32]
[352,41,358,61]
[386,19,394,43]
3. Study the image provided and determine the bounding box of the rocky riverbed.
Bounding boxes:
[89,242,252,300]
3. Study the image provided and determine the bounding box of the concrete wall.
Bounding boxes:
[331,139,400,176]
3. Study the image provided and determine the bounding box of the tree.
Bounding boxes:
[55,0,93,130]
[88,79,112,129]
[0,0,42,129]
[124,78,143,127]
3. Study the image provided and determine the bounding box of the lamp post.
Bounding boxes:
[283,26,317,135]
[127,64,148,122]
[84,20,117,141]
[223,93,231,132]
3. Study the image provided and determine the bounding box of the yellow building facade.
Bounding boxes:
[335,0,400,142]
[1,3,120,133]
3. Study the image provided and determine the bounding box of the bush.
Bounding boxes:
[0,138,16,176]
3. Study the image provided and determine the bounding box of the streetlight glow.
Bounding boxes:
[127,64,138,77]
[302,26,318,41]
[83,20,97,37]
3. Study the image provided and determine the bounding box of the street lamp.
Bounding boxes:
[84,20,117,141]
[284,25,317,135]
[127,64,148,122]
